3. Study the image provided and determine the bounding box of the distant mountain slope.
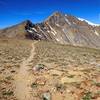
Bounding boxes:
[0,20,32,39]
[0,11,100,48]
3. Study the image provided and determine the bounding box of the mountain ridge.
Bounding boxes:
[0,11,100,48]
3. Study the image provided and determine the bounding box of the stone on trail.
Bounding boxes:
[33,64,46,71]
[42,92,51,100]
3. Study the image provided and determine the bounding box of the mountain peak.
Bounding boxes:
[46,11,64,21]
[0,11,100,48]
[52,11,63,16]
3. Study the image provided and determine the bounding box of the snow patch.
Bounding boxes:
[62,28,67,33]
[46,22,57,35]
[65,18,71,25]
[56,23,60,27]
[65,14,68,17]
[78,17,100,26]
[73,22,76,25]
[56,38,60,41]
[48,24,57,35]
[44,27,47,29]
[94,30,99,36]
[27,30,33,33]
[47,30,50,33]
[51,31,56,36]
[31,28,37,32]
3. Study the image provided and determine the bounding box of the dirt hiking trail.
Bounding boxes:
[14,42,36,100]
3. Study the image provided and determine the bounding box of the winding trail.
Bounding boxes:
[14,42,36,100]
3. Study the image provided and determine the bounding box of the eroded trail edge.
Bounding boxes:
[14,42,36,100]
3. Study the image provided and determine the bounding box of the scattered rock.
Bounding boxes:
[33,64,46,71]
[96,64,100,67]
[42,92,51,100]
[55,83,66,92]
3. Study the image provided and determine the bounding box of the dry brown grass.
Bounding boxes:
[0,39,100,100]
[31,41,100,100]
[0,39,33,100]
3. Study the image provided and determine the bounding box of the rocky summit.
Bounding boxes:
[0,11,100,48]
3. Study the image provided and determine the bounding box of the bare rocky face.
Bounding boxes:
[0,12,100,48]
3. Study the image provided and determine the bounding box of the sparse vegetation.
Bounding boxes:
[5,76,13,80]
[67,75,75,78]
[2,90,13,96]
[31,41,100,100]
[82,92,92,100]
[94,82,100,87]
[0,40,100,100]
[0,39,33,100]
[31,82,38,88]
[34,41,100,67]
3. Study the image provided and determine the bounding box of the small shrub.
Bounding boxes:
[55,83,66,91]
[31,83,37,88]
[82,92,92,100]
[5,76,12,80]
[67,75,74,78]
[2,90,13,96]
[93,81,100,87]
[95,83,100,87]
